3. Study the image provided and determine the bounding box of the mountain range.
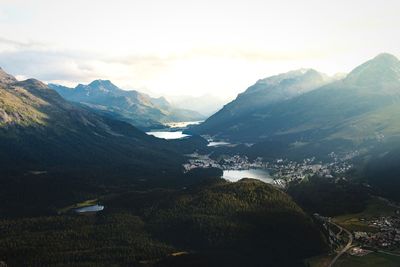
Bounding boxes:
[49,80,204,130]
[190,53,400,158]
[0,68,327,267]
[2,53,400,266]
[0,68,185,177]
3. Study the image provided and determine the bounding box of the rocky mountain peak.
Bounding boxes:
[0,67,17,84]
[345,53,400,87]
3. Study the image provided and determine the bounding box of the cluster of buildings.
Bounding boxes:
[217,155,264,170]
[183,153,221,171]
[183,154,264,172]
[183,152,354,184]
[348,247,373,256]
[265,157,353,183]
[315,212,400,256]
[354,216,400,249]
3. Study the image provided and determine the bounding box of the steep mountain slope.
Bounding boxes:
[0,68,184,175]
[191,54,400,157]
[191,69,333,137]
[0,68,190,216]
[344,53,400,88]
[49,80,204,129]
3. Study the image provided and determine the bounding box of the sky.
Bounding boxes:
[0,0,399,100]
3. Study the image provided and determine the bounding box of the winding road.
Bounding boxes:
[327,221,353,267]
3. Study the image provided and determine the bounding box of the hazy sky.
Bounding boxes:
[0,0,399,100]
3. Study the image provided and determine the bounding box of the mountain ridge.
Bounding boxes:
[190,68,334,137]
[0,67,18,84]
[344,52,400,88]
[49,80,205,129]
[0,68,183,175]
[190,53,400,159]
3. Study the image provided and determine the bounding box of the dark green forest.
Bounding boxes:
[287,176,370,216]
[0,178,327,267]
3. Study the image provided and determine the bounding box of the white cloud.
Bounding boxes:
[0,0,399,99]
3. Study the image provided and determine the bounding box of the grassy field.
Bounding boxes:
[334,252,400,267]
[306,250,400,267]
[333,197,398,232]
[306,197,400,267]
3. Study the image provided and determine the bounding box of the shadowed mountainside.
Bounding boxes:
[0,68,189,216]
[191,53,400,159]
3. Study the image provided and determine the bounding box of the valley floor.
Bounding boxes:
[307,197,400,267]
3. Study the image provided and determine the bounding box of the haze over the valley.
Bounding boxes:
[3,1,400,266]
[1,0,400,102]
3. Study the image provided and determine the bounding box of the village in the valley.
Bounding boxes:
[183,151,355,185]
[353,215,400,251]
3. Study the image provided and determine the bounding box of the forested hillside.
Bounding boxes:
[0,178,327,267]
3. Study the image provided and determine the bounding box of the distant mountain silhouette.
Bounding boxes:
[191,53,400,158]
[49,80,204,130]
[191,68,333,140]
[344,53,400,87]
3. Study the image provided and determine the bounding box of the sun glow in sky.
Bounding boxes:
[0,0,399,100]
